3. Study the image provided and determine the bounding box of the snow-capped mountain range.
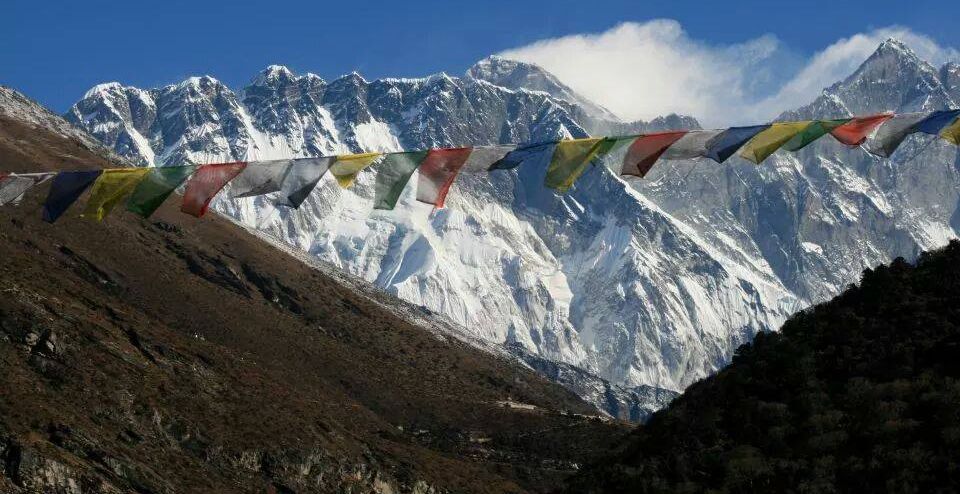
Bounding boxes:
[66,39,960,407]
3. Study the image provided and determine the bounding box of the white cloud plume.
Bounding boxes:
[497,21,959,127]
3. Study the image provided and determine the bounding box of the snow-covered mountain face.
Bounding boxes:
[66,40,958,401]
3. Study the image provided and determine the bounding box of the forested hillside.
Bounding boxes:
[568,241,960,493]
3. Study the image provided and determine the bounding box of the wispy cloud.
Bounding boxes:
[497,21,960,127]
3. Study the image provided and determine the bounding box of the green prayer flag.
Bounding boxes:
[597,136,634,155]
[782,119,851,152]
[126,165,198,218]
[373,151,428,210]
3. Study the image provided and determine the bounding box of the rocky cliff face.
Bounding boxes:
[65,39,959,403]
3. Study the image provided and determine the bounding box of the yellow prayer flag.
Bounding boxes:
[941,119,960,145]
[545,138,604,192]
[739,122,812,164]
[329,152,383,188]
[82,168,151,221]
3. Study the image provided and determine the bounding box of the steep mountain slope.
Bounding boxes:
[0,86,630,493]
[66,58,797,399]
[567,240,960,493]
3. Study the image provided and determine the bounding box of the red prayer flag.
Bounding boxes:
[416,147,473,208]
[181,162,247,217]
[830,113,894,146]
[622,131,688,177]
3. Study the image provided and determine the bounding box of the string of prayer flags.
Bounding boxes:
[0,172,55,206]
[8,109,960,225]
[417,147,472,207]
[126,165,197,218]
[330,152,382,188]
[82,168,151,221]
[275,157,333,208]
[43,170,102,223]
[621,132,686,177]
[181,162,247,217]
[705,125,771,163]
[739,122,811,164]
[830,113,893,146]
[374,151,428,210]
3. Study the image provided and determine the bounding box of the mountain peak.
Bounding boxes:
[790,37,953,116]
[82,82,124,99]
[336,70,366,81]
[466,56,620,121]
[330,71,368,86]
[466,56,556,88]
[251,64,296,87]
[467,55,553,78]
[425,71,456,85]
[877,37,911,52]
[172,75,225,91]
[867,37,924,65]
[265,63,293,74]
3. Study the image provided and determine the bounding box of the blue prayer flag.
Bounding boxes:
[704,125,771,163]
[913,109,960,135]
[43,170,102,223]
[489,142,556,171]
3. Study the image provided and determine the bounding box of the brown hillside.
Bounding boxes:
[0,87,630,494]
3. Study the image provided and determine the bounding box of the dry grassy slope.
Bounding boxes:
[0,88,630,494]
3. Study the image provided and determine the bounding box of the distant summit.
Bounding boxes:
[783,37,957,120]
[249,64,299,87]
[467,55,620,121]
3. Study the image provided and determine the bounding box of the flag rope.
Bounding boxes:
[1,110,958,222]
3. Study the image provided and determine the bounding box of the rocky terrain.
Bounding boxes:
[0,86,630,493]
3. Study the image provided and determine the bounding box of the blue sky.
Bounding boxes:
[3,0,958,121]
